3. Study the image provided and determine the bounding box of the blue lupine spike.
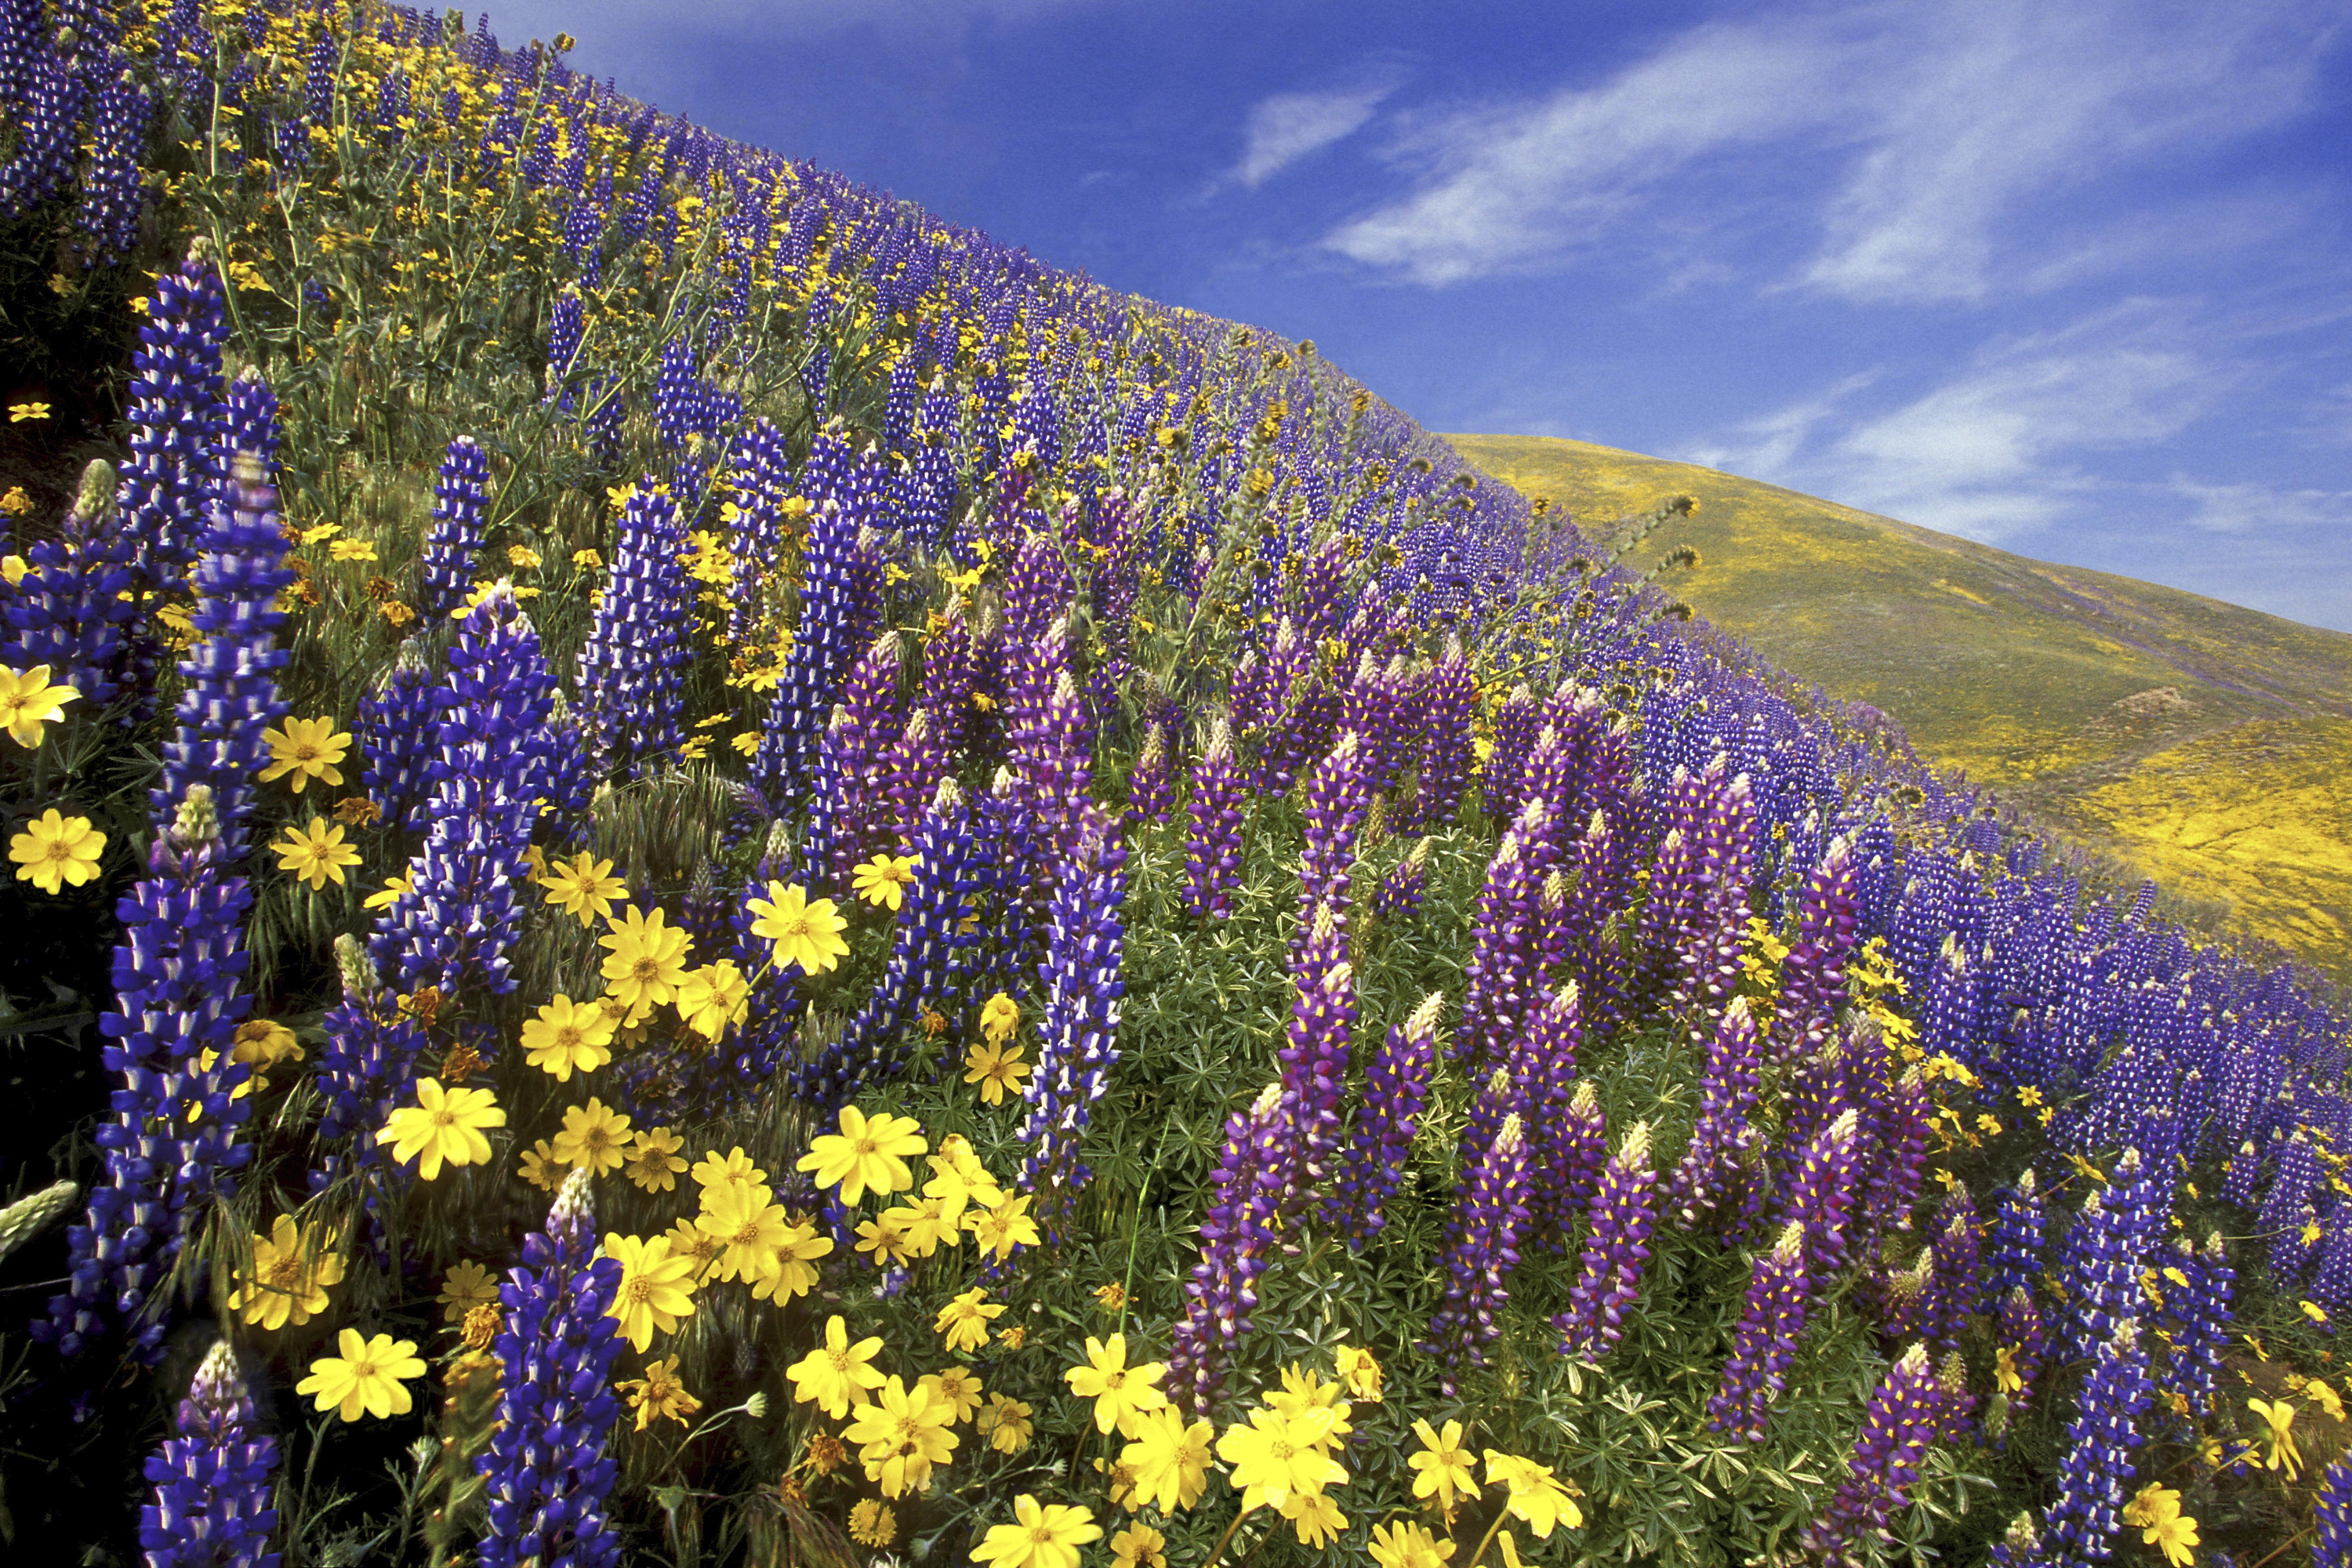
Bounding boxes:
[576,480,691,772]
[139,1340,281,1568]
[418,435,491,623]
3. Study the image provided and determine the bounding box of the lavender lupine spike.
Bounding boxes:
[1404,635,1475,829]
[1857,1064,1933,1238]
[1798,1342,1942,1568]
[1168,1083,1290,1414]
[2034,1321,2154,1568]
[416,435,490,624]
[880,706,949,847]
[1371,836,1432,923]
[1482,683,1540,818]
[1274,909,1356,1196]
[1776,837,1859,1063]
[369,587,552,1003]
[1561,808,1628,1035]
[40,788,256,1363]
[757,491,873,805]
[1293,730,1370,970]
[1922,1192,1982,1356]
[1012,665,1094,862]
[1017,815,1128,1195]
[2155,1232,2233,1419]
[152,453,291,838]
[476,1170,625,1568]
[0,0,77,220]
[1876,1247,1934,1344]
[819,631,905,878]
[1181,715,1244,920]
[118,248,227,587]
[309,934,429,1163]
[1427,1110,1535,1392]
[1516,982,1588,1247]
[1671,767,1755,1031]
[1335,991,1442,1246]
[1774,1109,1864,1287]
[217,371,279,477]
[139,1339,281,1568]
[1124,720,1174,833]
[1994,1286,2048,1416]
[576,481,691,771]
[1707,1221,1811,1443]
[1986,1169,2045,1306]
[1555,1120,1657,1362]
[1455,797,1555,1072]
[1666,995,1764,1228]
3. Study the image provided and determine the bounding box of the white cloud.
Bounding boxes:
[1691,303,2222,543]
[1323,0,2339,297]
[1231,84,1394,190]
[2170,480,2352,535]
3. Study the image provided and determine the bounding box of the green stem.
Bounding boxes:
[1205,1501,1259,1567]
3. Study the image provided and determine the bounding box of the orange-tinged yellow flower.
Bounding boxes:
[977,1392,1034,1454]
[1485,1451,1582,1537]
[848,1498,895,1547]
[746,879,848,975]
[920,1364,985,1423]
[1065,1333,1170,1438]
[623,1126,688,1193]
[1334,1341,1383,1401]
[274,817,361,890]
[376,1077,504,1179]
[259,716,354,793]
[979,990,1020,1046]
[1280,1490,1348,1548]
[690,1145,768,1199]
[787,1313,887,1417]
[1369,1520,1454,1568]
[437,1259,499,1323]
[695,1181,792,1283]
[1217,1403,1346,1510]
[620,1355,703,1430]
[542,853,626,926]
[935,1287,1005,1353]
[295,1329,425,1421]
[2249,1396,2302,1478]
[550,1098,633,1176]
[604,1232,698,1351]
[751,1218,834,1305]
[228,1214,345,1330]
[970,1192,1041,1261]
[520,994,617,1081]
[9,808,104,894]
[1109,1522,1168,1568]
[797,1103,926,1205]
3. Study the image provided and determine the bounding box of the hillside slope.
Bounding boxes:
[1447,433,2352,982]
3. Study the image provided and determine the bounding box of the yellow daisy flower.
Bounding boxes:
[376,1076,505,1179]
[9,808,104,895]
[258,716,354,793]
[274,817,361,890]
[520,994,617,1081]
[295,1329,426,1421]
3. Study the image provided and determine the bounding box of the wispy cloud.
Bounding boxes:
[1324,0,2339,297]
[1690,302,2222,542]
[2171,480,2352,535]
[1229,82,1396,190]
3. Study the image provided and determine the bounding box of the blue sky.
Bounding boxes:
[486,0,2352,632]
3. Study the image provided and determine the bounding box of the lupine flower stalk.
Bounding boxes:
[1798,1342,1941,1567]
[2035,1321,2154,1568]
[1273,907,1355,1195]
[576,482,691,771]
[1667,995,1764,1228]
[1168,1083,1290,1414]
[42,787,256,1363]
[1017,814,1128,1194]
[1516,982,1589,1247]
[2056,1149,2162,1368]
[139,1339,281,1568]
[1124,720,1173,831]
[1995,1287,2047,1416]
[1555,1120,1657,1361]
[477,1170,626,1568]
[1334,991,1441,1245]
[1371,835,1431,922]
[153,453,291,837]
[1775,837,1859,1064]
[1,460,140,706]
[1707,1221,1810,1443]
[2154,1232,2233,1419]
[1775,1109,1864,1286]
[118,248,227,588]
[2318,1454,2352,1568]
[416,435,488,623]
[1455,797,1555,1072]
[1403,635,1475,828]
[1428,1111,1534,1391]
[1986,1169,2045,1305]
[1181,716,1243,920]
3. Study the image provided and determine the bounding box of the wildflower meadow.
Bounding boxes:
[2,4,2350,1566]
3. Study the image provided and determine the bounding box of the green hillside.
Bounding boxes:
[1447,433,2352,983]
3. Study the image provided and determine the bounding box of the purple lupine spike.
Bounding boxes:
[1987,1515,2043,1568]
[1561,807,1628,1035]
[1273,907,1355,1196]
[818,630,905,879]
[1482,683,1540,818]
[971,771,1047,1005]
[1922,1189,1982,1355]
[1000,528,1073,646]
[417,435,490,624]
[153,453,291,840]
[1516,981,1588,1247]
[1781,1036,1852,1169]
[918,597,978,755]
[1799,1342,1942,1568]
[117,248,227,587]
[2034,1321,2154,1568]
[2056,1149,2163,1368]
[1123,720,1173,833]
[1241,617,1318,795]
[1455,797,1557,1072]
[2154,1231,2233,1419]
[1994,1286,2048,1416]
[2318,1454,2352,1568]
[1,462,139,707]
[1017,814,1129,1197]
[1428,1110,1535,1392]
[1555,1120,1657,1362]
[1777,837,1859,1063]
[1934,1349,1978,1446]
[1371,835,1432,922]
[1555,1078,1610,1220]
[720,417,793,646]
[1774,1108,1864,1286]
[1403,636,1475,829]
[1335,991,1442,1246]
[1169,1082,1290,1415]
[369,587,552,1004]
[1875,1245,1934,1345]
[1666,995,1765,1229]
[1670,765,1755,1031]
[477,1171,626,1568]
[358,641,441,834]
[1986,1169,2045,1306]
[1181,714,1244,920]
[757,487,877,805]
[40,788,257,1364]
[544,286,585,407]
[880,707,949,846]
[1707,1220,1812,1443]
[139,1339,281,1568]
[0,0,78,220]
[1858,1063,1932,1236]
[1294,731,1370,958]
[576,481,690,772]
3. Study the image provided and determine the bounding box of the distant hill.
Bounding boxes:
[1447,433,2352,986]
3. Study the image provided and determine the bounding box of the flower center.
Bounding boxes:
[633,957,661,982]
[430,1107,456,1128]
[851,1135,877,1157]
[1269,1439,1295,1461]
[267,1254,304,1289]
[555,1025,582,1050]
[627,1279,656,1305]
